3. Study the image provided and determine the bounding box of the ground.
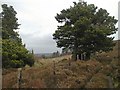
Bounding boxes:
[2,40,120,88]
[2,53,119,88]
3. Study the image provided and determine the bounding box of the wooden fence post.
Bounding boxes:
[18,68,22,88]
[53,61,56,75]
[68,58,71,70]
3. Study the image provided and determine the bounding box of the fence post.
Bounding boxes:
[53,61,56,75]
[18,68,22,88]
[68,58,71,66]
[68,58,71,71]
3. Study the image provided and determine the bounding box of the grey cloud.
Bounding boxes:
[21,33,61,53]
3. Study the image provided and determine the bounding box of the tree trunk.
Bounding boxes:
[86,52,91,60]
[72,40,78,61]
[72,47,77,61]
[78,54,81,60]
[72,53,77,61]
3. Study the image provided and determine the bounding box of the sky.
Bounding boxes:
[1,0,120,53]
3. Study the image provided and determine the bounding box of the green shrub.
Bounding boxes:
[2,39,34,68]
[10,60,24,68]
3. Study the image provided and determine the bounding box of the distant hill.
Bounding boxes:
[34,53,53,58]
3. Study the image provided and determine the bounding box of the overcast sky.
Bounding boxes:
[1,0,120,53]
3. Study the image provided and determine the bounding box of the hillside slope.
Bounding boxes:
[2,40,120,88]
[3,55,119,88]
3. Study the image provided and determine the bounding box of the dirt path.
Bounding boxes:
[34,55,71,68]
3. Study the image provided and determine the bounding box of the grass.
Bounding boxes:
[2,43,119,88]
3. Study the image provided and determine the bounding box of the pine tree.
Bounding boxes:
[2,4,34,68]
[53,1,117,60]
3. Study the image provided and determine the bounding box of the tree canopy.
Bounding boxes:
[53,1,118,60]
[1,4,34,68]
